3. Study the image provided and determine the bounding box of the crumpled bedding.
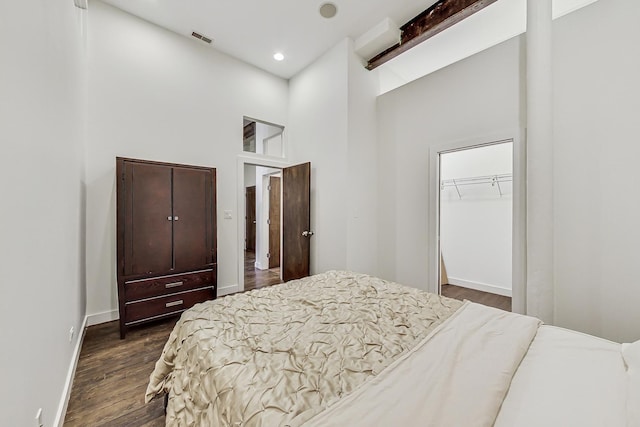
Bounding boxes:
[145,270,463,426]
[304,302,541,427]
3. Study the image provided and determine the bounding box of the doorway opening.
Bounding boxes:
[244,164,283,291]
[439,142,513,311]
[237,159,312,293]
[428,131,525,314]
[236,117,312,294]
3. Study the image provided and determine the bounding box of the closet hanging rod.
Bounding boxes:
[440,173,512,188]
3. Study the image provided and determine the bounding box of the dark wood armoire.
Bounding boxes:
[116,157,217,338]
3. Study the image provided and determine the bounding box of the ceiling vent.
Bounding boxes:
[191,31,213,44]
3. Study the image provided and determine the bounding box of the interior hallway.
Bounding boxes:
[244,250,282,291]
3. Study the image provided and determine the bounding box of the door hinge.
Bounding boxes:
[267,185,272,191]
[267,218,271,225]
[266,252,271,258]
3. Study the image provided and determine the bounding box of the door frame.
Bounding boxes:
[267,174,281,269]
[256,171,281,270]
[245,185,256,252]
[428,129,526,314]
[236,154,291,293]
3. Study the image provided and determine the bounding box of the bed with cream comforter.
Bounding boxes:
[146,271,638,427]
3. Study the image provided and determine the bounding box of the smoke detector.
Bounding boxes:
[319,3,338,19]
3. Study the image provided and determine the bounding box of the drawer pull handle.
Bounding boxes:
[165,300,183,308]
[165,281,184,289]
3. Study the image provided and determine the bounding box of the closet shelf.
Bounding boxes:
[441,173,512,198]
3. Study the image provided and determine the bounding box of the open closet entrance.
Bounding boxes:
[439,142,513,310]
[429,132,526,314]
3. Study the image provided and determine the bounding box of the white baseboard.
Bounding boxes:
[447,278,512,297]
[53,283,237,427]
[218,283,239,296]
[86,309,119,326]
[54,315,88,427]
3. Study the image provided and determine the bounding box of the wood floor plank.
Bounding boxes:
[244,250,282,291]
[64,318,176,426]
[65,253,284,425]
[441,284,511,311]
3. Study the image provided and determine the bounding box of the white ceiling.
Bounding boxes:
[99,0,439,79]
[99,0,599,91]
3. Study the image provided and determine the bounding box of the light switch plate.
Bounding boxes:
[224,210,232,219]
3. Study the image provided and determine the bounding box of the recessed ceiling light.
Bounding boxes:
[319,2,337,19]
[273,52,285,61]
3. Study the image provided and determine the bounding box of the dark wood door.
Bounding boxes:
[268,176,281,268]
[282,163,311,281]
[173,167,215,271]
[123,162,173,276]
[245,186,256,251]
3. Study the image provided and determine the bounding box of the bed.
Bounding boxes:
[145,270,639,426]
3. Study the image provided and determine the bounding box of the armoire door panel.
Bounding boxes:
[124,162,173,276]
[172,167,212,270]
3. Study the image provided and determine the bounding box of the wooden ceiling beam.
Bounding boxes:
[366,0,499,70]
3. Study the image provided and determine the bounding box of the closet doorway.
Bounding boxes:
[428,132,526,314]
[439,142,512,310]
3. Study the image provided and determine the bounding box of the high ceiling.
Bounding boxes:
[99,0,439,79]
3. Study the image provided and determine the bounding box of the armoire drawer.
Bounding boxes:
[124,269,215,302]
[125,287,215,324]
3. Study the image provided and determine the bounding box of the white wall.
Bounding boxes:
[376,0,527,95]
[0,1,87,425]
[244,165,256,189]
[376,0,640,342]
[85,0,289,316]
[375,0,600,95]
[288,41,350,273]
[440,143,513,295]
[552,0,640,342]
[376,36,524,290]
[288,38,379,276]
[346,40,380,275]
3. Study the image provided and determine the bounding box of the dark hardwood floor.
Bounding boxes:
[63,253,282,425]
[64,318,177,426]
[244,250,282,291]
[441,283,511,312]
